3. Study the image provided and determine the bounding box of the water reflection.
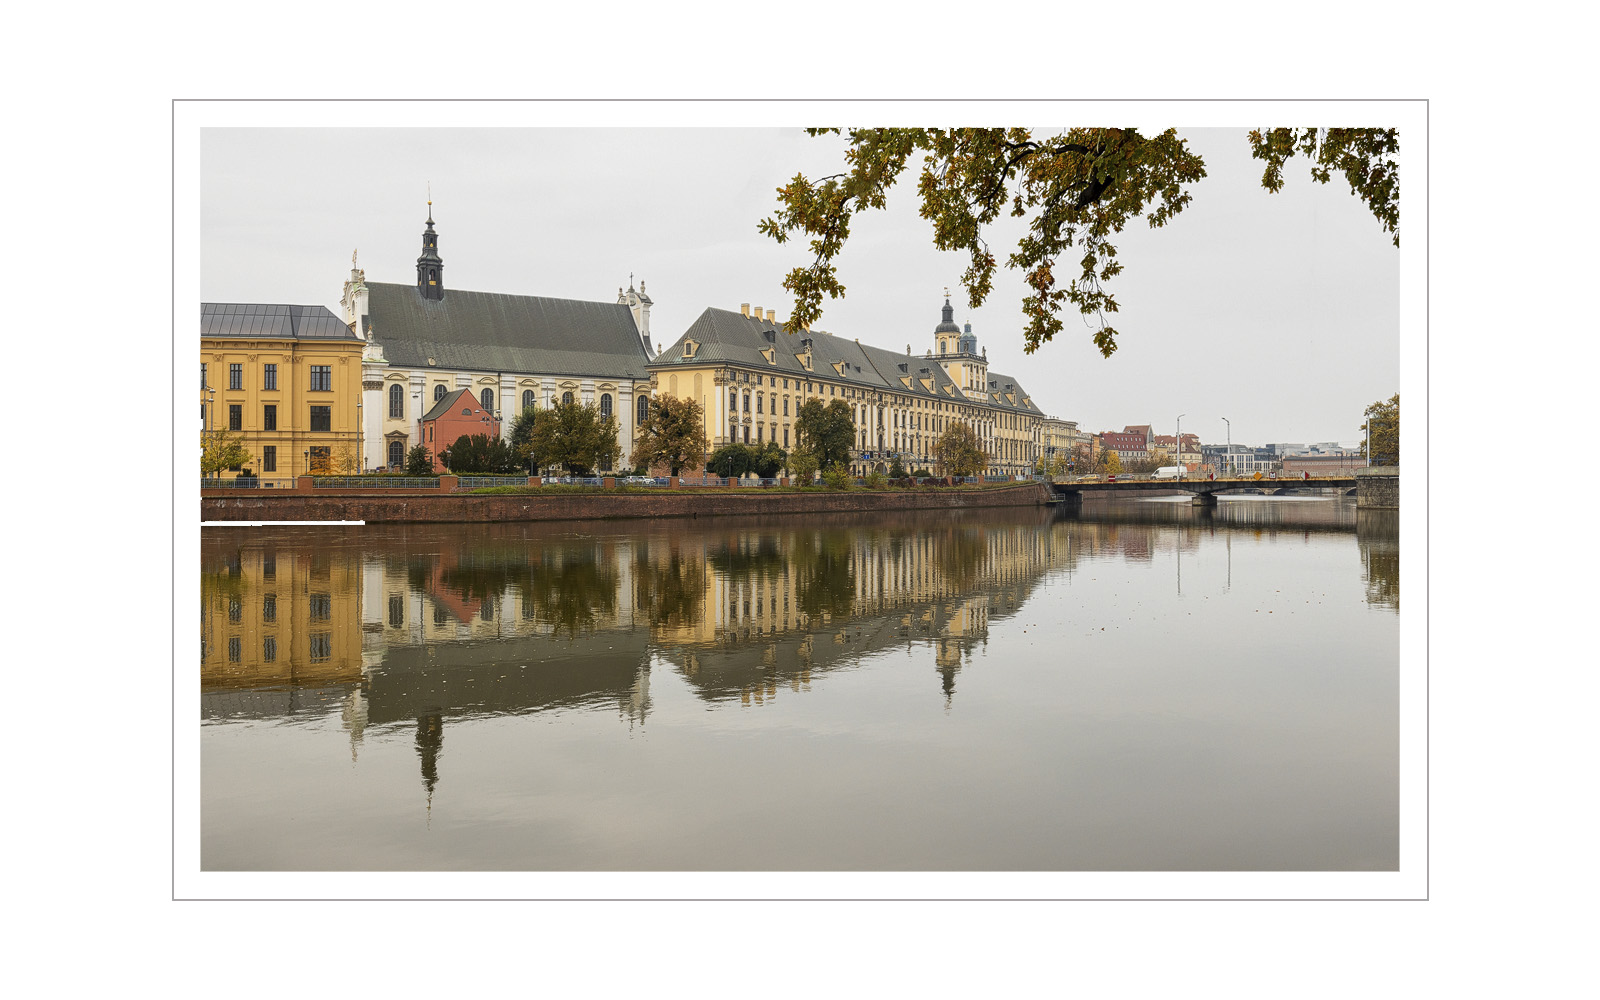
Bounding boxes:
[202,498,1397,839]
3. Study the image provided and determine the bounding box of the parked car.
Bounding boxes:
[1152,466,1184,480]
[623,476,654,485]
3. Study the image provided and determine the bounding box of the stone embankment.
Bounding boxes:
[201,483,1052,524]
[1355,467,1399,509]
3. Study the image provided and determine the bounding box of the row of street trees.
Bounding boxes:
[419,391,1015,481]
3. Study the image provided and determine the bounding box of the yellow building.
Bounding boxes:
[201,303,365,480]
[200,539,364,691]
[646,295,1052,478]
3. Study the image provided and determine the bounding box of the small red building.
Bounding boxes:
[418,388,501,472]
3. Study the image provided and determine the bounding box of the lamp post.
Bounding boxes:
[1221,416,1231,477]
[1176,413,1185,479]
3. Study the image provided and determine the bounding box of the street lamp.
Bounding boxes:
[1221,416,1231,477]
[1176,413,1185,479]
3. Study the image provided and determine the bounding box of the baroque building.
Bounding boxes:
[647,294,1052,477]
[200,302,365,479]
[342,203,656,471]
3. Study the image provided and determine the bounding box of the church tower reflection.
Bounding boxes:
[416,711,443,814]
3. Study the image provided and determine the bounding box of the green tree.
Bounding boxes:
[405,443,434,476]
[795,397,855,470]
[761,127,1398,357]
[933,422,988,477]
[1361,393,1399,466]
[752,441,787,479]
[787,448,820,485]
[441,434,520,474]
[528,399,622,476]
[201,429,252,477]
[821,462,853,489]
[888,455,907,480]
[631,395,709,476]
[707,443,755,479]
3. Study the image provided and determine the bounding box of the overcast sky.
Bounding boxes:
[201,126,1398,447]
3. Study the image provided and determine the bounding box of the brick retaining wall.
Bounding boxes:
[201,484,1052,523]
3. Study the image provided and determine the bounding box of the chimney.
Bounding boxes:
[740,303,750,317]
[765,308,776,322]
[752,305,762,320]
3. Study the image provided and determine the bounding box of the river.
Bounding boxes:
[199,497,1398,871]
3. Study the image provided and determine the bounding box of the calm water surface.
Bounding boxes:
[200,498,1398,871]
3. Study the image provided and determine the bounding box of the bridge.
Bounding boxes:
[1048,475,1361,508]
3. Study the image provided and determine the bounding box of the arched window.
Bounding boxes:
[434,384,446,402]
[480,388,494,412]
[600,393,612,419]
[637,395,649,424]
[562,391,574,406]
[388,440,404,468]
[522,389,535,411]
[389,383,404,419]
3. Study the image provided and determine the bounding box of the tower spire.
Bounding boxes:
[416,192,443,300]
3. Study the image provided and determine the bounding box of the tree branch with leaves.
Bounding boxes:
[762,126,1397,358]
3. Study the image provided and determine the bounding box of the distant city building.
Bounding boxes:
[200,302,364,478]
[1099,430,1150,465]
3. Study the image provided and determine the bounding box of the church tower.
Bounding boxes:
[416,199,444,301]
[934,291,962,356]
[931,291,988,400]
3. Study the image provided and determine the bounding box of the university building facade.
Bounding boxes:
[647,295,1054,478]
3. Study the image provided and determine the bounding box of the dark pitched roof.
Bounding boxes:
[420,387,474,423]
[981,370,1043,414]
[201,303,359,341]
[653,306,1048,414]
[654,307,891,386]
[366,282,650,379]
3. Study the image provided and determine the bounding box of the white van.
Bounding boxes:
[1152,466,1184,480]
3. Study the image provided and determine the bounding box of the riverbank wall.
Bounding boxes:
[1355,467,1399,509]
[201,483,1052,523]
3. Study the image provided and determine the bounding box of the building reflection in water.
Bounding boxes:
[202,498,1391,799]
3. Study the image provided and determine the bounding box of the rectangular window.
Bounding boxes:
[783,428,789,447]
[262,553,275,580]
[263,404,276,430]
[263,594,276,622]
[228,404,242,431]
[228,597,241,624]
[229,363,243,390]
[227,637,241,663]
[308,632,332,663]
[201,362,207,389]
[310,406,331,432]
[310,365,332,391]
[388,594,404,627]
[756,396,763,414]
[262,446,276,472]
[263,363,277,391]
[262,635,277,663]
[309,593,331,621]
